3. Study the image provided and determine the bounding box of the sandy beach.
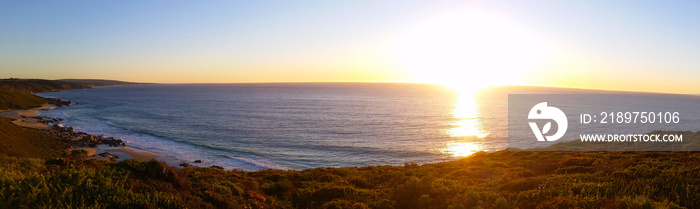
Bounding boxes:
[0,103,53,129]
[68,144,183,167]
[83,144,182,167]
[1,103,184,167]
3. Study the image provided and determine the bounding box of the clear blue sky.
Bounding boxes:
[1,0,698,93]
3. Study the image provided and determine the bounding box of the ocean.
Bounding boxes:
[37,84,699,170]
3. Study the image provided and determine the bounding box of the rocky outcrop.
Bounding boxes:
[44,120,126,148]
[46,98,72,106]
[98,152,120,161]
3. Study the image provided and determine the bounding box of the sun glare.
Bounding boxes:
[392,9,549,157]
[393,9,551,94]
[447,94,488,138]
[443,141,484,158]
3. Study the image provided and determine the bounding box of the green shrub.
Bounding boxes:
[494,197,509,209]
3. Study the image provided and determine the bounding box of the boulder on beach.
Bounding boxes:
[97,152,119,161]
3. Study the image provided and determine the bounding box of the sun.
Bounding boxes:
[392,9,551,94]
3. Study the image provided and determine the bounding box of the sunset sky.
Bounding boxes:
[1,1,698,94]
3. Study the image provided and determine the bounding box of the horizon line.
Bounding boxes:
[4,77,697,95]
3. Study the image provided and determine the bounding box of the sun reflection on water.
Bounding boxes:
[442,91,489,157]
[443,141,484,157]
[447,92,488,138]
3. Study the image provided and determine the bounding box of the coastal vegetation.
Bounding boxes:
[57,79,146,86]
[0,88,46,110]
[0,117,69,158]
[0,79,697,208]
[0,79,79,158]
[0,149,696,208]
[0,78,92,110]
[0,78,91,94]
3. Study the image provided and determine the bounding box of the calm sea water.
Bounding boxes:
[37,84,699,170]
[38,83,503,170]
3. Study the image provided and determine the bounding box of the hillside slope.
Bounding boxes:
[0,117,68,158]
[0,149,696,208]
[0,88,46,110]
[58,79,146,86]
[0,79,86,157]
[0,78,91,93]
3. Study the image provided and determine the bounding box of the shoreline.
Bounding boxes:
[0,103,188,168]
[0,103,54,129]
